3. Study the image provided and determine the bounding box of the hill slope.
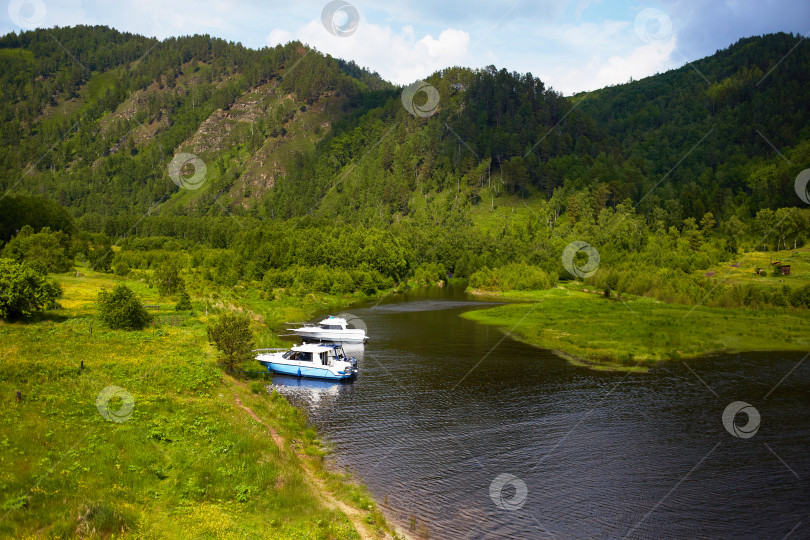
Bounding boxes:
[0,28,808,228]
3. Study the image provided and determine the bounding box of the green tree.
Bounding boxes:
[85,233,114,272]
[721,216,746,253]
[2,227,73,273]
[754,209,775,251]
[175,289,193,311]
[97,285,150,330]
[153,261,183,296]
[207,312,254,371]
[681,217,702,252]
[700,212,716,232]
[0,258,60,319]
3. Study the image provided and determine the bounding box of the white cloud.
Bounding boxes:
[295,19,472,84]
[550,37,678,93]
[471,16,679,94]
[266,28,292,46]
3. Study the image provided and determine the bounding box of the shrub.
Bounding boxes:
[468,263,556,292]
[0,258,60,319]
[97,284,150,330]
[262,268,295,290]
[412,263,447,286]
[114,261,131,276]
[791,284,810,308]
[468,266,499,291]
[207,312,254,371]
[75,502,134,537]
[175,290,193,311]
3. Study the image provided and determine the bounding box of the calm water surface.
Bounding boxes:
[270,287,809,539]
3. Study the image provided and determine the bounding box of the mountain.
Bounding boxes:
[1,27,808,229]
[0,25,392,218]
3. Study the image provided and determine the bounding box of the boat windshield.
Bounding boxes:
[283,351,313,362]
[321,324,344,330]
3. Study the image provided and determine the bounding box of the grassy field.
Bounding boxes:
[0,268,401,538]
[463,286,810,372]
[694,247,810,289]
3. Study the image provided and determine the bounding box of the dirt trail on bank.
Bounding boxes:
[233,391,405,540]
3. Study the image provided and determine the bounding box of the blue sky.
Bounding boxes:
[3,0,808,94]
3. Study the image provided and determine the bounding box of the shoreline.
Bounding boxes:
[462,286,810,373]
[231,378,410,540]
[253,287,413,539]
[0,268,407,538]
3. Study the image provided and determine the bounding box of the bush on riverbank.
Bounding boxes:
[262,264,392,296]
[469,263,557,292]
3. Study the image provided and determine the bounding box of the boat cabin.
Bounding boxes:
[319,316,349,330]
[283,343,347,366]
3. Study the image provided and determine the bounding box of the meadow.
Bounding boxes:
[0,268,399,539]
[463,284,810,372]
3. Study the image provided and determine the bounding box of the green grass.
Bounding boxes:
[696,247,810,289]
[0,268,398,538]
[36,69,121,128]
[463,286,810,372]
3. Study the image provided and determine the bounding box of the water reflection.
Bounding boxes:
[270,374,354,409]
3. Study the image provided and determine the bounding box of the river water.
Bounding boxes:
[269,286,809,539]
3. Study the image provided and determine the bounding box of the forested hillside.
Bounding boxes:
[1,26,809,309]
[0,25,391,216]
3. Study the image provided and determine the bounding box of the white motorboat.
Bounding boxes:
[255,343,358,380]
[291,316,368,343]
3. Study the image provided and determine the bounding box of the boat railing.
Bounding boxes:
[252,348,288,353]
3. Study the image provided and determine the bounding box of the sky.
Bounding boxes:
[2,0,808,94]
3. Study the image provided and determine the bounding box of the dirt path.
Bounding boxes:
[233,392,399,540]
[233,393,284,447]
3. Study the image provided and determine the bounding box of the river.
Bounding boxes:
[269,286,809,539]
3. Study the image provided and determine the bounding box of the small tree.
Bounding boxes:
[0,258,60,319]
[207,312,254,371]
[153,261,183,296]
[98,284,150,330]
[175,289,193,311]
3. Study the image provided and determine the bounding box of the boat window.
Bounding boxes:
[283,351,294,359]
[322,324,342,330]
[298,352,312,362]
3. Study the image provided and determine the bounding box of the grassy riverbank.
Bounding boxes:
[463,286,810,372]
[0,269,400,538]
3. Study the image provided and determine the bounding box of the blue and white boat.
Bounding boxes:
[255,343,358,381]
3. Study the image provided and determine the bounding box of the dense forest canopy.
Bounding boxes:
[0,26,809,308]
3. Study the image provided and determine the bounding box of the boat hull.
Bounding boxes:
[292,329,367,343]
[258,360,356,380]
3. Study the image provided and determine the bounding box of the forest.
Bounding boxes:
[0,27,808,311]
